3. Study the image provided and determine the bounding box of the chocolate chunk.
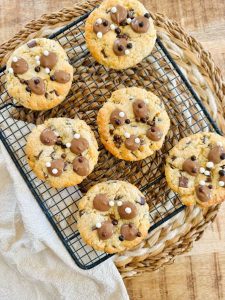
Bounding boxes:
[133,99,149,119]
[97,221,114,240]
[27,77,45,95]
[208,145,225,164]
[110,108,126,126]
[70,137,89,155]
[93,194,110,212]
[118,201,137,220]
[120,223,138,241]
[113,38,129,56]
[195,185,211,202]
[27,40,37,48]
[93,18,110,35]
[72,156,89,176]
[146,126,163,141]
[131,16,150,33]
[182,158,199,176]
[125,135,140,151]
[54,70,71,84]
[40,52,57,69]
[179,176,189,188]
[47,159,64,177]
[40,128,57,145]
[11,58,28,75]
[110,5,127,25]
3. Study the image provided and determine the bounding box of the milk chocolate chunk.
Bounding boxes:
[179,176,189,188]
[93,194,110,211]
[146,126,163,141]
[113,38,129,56]
[27,77,45,95]
[131,16,150,33]
[40,52,58,69]
[182,158,199,176]
[93,18,111,34]
[195,185,211,202]
[110,5,127,25]
[120,223,138,241]
[132,99,148,119]
[54,70,71,83]
[110,108,127,126]
[125,135,140,151]
[97,221,114,240]
[72,156,89,176]
[47,159,64,177]
[40,128,57,145]
[208,145,225,164]
[118,201,137,220]
[11,58,28,74]
[70,137,89,155]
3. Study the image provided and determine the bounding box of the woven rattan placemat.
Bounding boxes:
[0,0,224,278]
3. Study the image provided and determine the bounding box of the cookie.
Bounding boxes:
[26,118,99,188]
[77,180,150,253]
[85,0,156,70]
[165,132,225,207]
[6,38,73,110]
[97,87,170,161]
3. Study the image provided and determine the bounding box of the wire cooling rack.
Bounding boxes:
[0,11,221,269]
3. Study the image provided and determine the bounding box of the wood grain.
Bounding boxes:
[0,1,225,299]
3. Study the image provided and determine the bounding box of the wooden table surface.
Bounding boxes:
[0,0,225,299]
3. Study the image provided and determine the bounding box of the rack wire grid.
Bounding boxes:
[0,11,221,269]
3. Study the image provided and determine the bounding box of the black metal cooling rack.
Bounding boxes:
[0,10,221,269]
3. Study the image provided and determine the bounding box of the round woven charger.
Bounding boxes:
[1,0,224,278]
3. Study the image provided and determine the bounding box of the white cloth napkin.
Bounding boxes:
[0,144,129,300]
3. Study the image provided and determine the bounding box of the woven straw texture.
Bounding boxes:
[0,0,224,278]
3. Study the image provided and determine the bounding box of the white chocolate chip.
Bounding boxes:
[74,133,80,139]
[52,168,58,174]
[135,138,140,144]
[110,24,116,30]
[43,50,49,56]
[96,18,102,24]
[45,162,51,167]
[117,201,122,206]
[36,60,41,65]
[8,67,14,74]
[126,18,132,24]
[111,6,117,13]
[219,181,225,187]
[97,32,103,39]
[66,142,71,148]
[54,131,59,137]
[45,67,50,74]
[199,180,206,186]
[125,49,130,55]
[206,161,214,169]
[124,132,131,139]
[119,111,125,118]
[217,141,223,147]
[200,167,205,174]
[96,222,102,228]
[109,200,114,207]
[35,55,40,61]
[144,99,148,103]
[125,207,132,214]
[12,56,18,62]
[204,170,210,176]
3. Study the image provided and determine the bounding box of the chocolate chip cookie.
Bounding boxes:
[77,180,150,253]
[165,132,225,207]
[85,0,156,69]
[26,118,99,188]
[6,38,73,110]
[97,87,170,161]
